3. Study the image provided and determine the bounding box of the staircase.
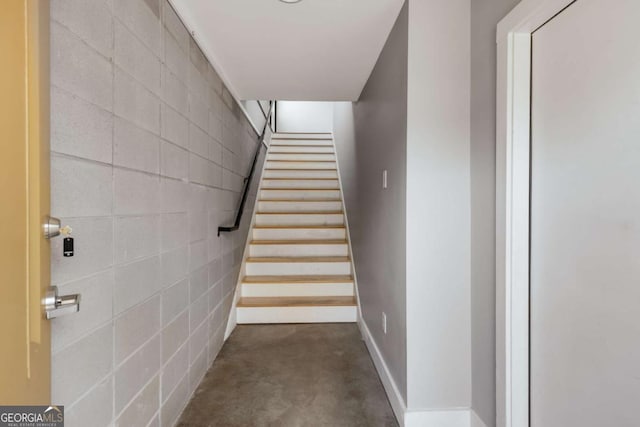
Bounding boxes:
[235,132,358,324]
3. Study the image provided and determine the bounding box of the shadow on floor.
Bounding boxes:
[178,323,398,427]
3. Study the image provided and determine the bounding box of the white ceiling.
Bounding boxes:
[169,0,404,101]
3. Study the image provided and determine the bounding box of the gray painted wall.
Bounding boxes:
[333,3,408,401]
[405,0,471,409]
[335,0,530,420]
[49,1,264,425]
[470,0,519,425]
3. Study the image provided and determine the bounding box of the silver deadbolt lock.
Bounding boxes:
[44,286,80,319]
[44,216,74,256]
[44,216,61,239]
[44,216,73,239]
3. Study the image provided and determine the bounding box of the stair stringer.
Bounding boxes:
[223,137,272,340]
[330,132,364,324]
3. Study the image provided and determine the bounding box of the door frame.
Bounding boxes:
[0,0,51,404]
[495,0,576,426]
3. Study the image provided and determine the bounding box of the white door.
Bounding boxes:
[530,1,640,426]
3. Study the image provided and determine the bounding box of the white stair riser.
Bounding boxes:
[270,140,333,146]
[237,306,357,324]
[255,213,344,226]
[267,153,336,161]
[242,282,354,297]
[269,146,335,154]
[266,161,336,170]
[272,133,332,139]
[246,261,351,276]
[261,179,339,189]
[263,170,338,179]
[253,228,346,240]
[258,201,342,212]
[260,189,341,200]
[249,243,349,257]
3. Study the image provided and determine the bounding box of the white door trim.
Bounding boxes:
[495,1,576,426]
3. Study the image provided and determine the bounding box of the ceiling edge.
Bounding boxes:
[352,0,406,102]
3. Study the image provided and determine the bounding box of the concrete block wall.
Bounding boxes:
[49,0,264,425]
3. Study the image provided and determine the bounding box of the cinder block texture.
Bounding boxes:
[50,0,263,425]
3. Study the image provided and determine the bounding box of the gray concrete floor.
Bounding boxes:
[177,323,398,427]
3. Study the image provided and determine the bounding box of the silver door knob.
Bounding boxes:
[44,286,80,319]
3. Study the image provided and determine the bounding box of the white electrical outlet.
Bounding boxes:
[382,312,387,334]
[382,170,388,189]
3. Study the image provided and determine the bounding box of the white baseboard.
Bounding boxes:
[404,408,487,427]
[359,317,488,427]
[358,317,407,425]
[405,408,488,427]
[405,409,469,427]
[224,302,237,340]
[470,409,489,427]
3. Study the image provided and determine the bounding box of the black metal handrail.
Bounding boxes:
[257,101,268,119]
[257,100,275,132]
[218,101,274,236]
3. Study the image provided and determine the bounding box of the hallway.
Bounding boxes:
[177,324,397,426]
[4,0,639,425]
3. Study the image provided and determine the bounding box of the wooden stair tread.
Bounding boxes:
[256,211,343,215]
[250,239,347,245]
[267,159,336,163]
[274,132,332,134]
[264,168,338,171]
[243,275,353,283]
[259,198,341,202]
[261,188,339,191]
[246,256,350,263]
[253,224,345,229]
[262,178,338,181]
[269,144,335,148]
[237,296,356,308]
[271,137,333,141]
[268,152,335,155]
